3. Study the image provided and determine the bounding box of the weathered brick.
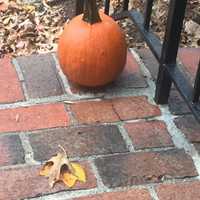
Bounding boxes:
[70,100,119,124]
[71,96,160,124]
[0,162,96,200]
[68,51,147,94]
[29,125,128,161]
[156,181,200,200]
[178,48,200,77]
[136,48,158,81]
[112,96,161,120]
[0,135,24,166]
[109,51,147,89]
[73,189,152,200]
[137,48,200,83]
[168,89,191,115]
[0,56,24,103]
[16,53,64,99]
[0,103,69,133]
[124,120,174,149]
[95,149,197,188]
[174,115,200,143]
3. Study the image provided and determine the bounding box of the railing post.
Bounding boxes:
[123,0,129,11]
[155,0,187,104]
[193,61,200,103]
[104,0,110,15]
[76,0,84,15]
[143,0,154,30]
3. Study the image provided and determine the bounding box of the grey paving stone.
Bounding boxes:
[29,125,129,161]
[16,53,65,99]
[0,135,25,166]
[95,149,197,188]
[174,115,200,143]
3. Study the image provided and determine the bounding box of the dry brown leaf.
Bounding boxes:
[39,146,86,188]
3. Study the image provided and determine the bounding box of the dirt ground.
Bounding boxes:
[0,0,199,57]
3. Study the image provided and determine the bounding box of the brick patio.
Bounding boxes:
[0,48,200,200]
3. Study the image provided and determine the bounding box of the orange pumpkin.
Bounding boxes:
[58,0,127,87]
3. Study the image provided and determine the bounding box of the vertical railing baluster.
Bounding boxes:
[155,0,187,104]
[105,0,110,15]
[193,61,200,103]
[123,0,129,11]
[76,0,84,15]
[143,0,154,30]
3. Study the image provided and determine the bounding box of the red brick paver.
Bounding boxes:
[124,120,174,149]
[95,149,197,188]
[70,100,119,124]
[0,56,24,103]
[174,115,200,143]
[112,96,160,120]
[28,125,128,161]
[156,181,200,200]
[73,189,152,200]
[178,48,200,76]
[0,162,96,200]
[16,53,65,99]
[0,103,69,133]
[0,135,24,166]
[71,96,160,124]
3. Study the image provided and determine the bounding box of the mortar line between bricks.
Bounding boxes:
[21,82,30,100]
[0,86,155,110]
[130,49,156,105]
[27,182,152,200]
[0,145,194,171]
[0,91,149,110]
[88,158,107,190]
[26,176,200,200]
[131,48,200,178]
[63,103,79,125]
[52,53,73,95]
[19,133,40,165]
[40,146,176,163]
[0,94,77,109]
[0,163,40,170]
[147,186,160,200]
[117,124,135,152]
[0,116,175,137]
[159,106,200,178]
[12,58,25,81]
[12,58,29,100]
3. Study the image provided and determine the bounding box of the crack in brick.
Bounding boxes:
[110,101,123,121]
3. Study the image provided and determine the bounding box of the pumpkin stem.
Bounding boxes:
[83,0,102,24]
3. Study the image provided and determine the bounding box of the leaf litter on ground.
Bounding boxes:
[0,0,199,58]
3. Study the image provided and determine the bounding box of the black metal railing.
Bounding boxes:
[75,0,200,122]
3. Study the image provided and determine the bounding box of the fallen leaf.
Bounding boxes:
[62,172,78,187]
[23,5,35,12]
[39,145,86,188]
[185,20,200,34]
[71,162,86,182]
